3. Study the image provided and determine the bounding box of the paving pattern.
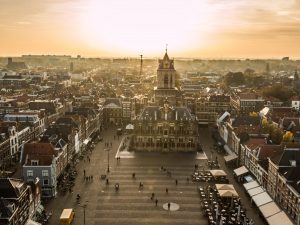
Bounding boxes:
[45,126,266,225]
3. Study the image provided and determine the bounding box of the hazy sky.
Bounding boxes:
[1,0,300,58]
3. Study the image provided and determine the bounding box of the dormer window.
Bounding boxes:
[31,160,39,166]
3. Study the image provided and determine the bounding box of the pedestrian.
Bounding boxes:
[166,188,168,194]
[88,157,90,163]
[155,199,158,206]
[168,202,171,210]
[106,178,109,185]
[186,177,189,183]
[91,175,93,181]
[84,169,86,177]
[151,193,155,200]
[175,179,178,185]
[132,173,135,179]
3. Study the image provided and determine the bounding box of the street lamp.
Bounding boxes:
[105,148,110,173]
[79,203,87,225]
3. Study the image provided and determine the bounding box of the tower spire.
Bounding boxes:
[165,44,168,53]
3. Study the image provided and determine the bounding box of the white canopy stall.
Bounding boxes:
[243,181,259,190]
[258,202,281,219]
[266,211,294,225]
[252,192,273,207]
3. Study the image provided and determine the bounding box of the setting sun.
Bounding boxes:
[0,0,300,58]
[76,0,215,55]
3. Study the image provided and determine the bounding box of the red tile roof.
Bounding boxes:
[22,142,57,166]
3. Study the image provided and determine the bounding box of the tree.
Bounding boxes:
[270,126,283,144]
[224,72,245,86]
[263,84,293,102]
[282,131,294,142]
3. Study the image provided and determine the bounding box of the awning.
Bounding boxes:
[218,189,239,197]
[215,184,235,191]
[83,138,92,145]
[126,124,134,130]
[243,181,260,190]
[259,202,281,219]
[210,170,227,177]
[267,211,294,225]
[233,166,249,176]
[224,154,238,162]
[215,184,239,198]
[252,192,273,207]
[248,186,265,197]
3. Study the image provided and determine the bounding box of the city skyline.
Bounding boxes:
[1,0,300,59]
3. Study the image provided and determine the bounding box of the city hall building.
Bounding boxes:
[131,51,199,152]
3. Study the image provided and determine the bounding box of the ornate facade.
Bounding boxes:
[132,101,199,151]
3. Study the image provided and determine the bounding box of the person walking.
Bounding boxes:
[151,193,155,200]
[106,178,109,185]
[168,202,171,210]
[155,199,158,206]
[175,179,178,185]
[83,169,86,177]
[166,188,168,194]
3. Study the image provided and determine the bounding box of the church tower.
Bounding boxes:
[154,49,181,106]
[157,50,176,89]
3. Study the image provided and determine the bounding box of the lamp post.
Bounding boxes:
[79,203,87,225]
[105,148,110,173]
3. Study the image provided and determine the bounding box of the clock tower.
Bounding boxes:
[154,49,180,106]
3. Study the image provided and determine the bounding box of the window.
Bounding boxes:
[42,170,49,177]
[27,170,33,177]
[43,179,49,185]
[31,160,38,166]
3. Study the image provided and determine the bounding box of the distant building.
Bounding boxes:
[103,98,123,127]
[231,92,265,115]
[6,57,27,70]
[196,94,231,125]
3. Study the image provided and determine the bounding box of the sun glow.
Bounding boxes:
[76,0,215,56]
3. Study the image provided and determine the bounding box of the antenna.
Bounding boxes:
[139,54,143,79]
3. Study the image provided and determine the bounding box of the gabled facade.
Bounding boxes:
[21,142,67,198]
[132,101,199,152]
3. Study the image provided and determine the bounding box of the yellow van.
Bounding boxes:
[60,208,75,225]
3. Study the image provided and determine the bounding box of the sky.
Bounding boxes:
[1,0,300,58]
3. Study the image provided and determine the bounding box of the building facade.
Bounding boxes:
[132,101,199,152]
